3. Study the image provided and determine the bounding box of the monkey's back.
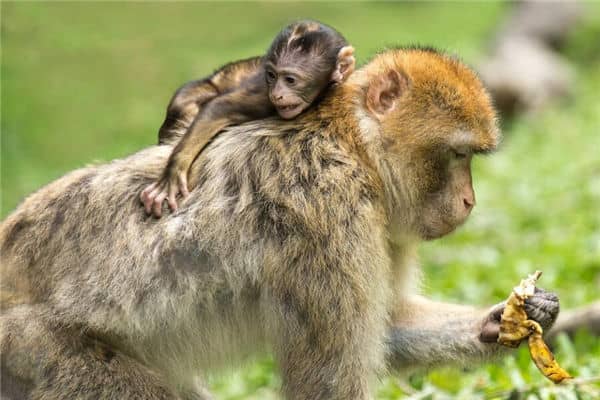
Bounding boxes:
[0,116,385,368]
[0,147,184,326]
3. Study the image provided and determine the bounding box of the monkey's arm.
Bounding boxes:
[387,292,559,370]
[142,86,272,217]
[157,79,219,144]
[157,56,264,145]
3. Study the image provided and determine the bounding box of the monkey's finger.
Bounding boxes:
[525,288,560,326]
[167,186,179,212]
[480,302,506,343]
[147,184,165,215]
[524,304,560,331]
[140,183,157,204]
[144,186,162,215]
[152,191,168,218]
[178,174,190,199]
[525,296,560,313]
[480,320,500,343]
[489,301,506,322]
[531,287,560,302]
[141,182,157,197]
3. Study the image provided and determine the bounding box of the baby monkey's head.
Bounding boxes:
[265,20,355,119]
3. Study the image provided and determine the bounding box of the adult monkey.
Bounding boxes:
[0,48,559,399]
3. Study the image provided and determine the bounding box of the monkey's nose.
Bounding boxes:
[463,197,475,210]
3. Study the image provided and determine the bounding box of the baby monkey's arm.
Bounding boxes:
[141,85,271,217]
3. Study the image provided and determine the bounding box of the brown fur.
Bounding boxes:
[0,48,559,399]
[144,20,354,217]
[157,56,264,145]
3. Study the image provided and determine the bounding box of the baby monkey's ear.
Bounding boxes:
[331,46,356,83]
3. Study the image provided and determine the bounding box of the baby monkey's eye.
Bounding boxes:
[266,70,277,83]
[284,76,296,86]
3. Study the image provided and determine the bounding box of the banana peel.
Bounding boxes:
[498,270,572,384]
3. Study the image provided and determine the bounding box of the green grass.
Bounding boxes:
[2,2,599,399]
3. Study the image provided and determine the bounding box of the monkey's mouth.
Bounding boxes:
[276,103,303,119]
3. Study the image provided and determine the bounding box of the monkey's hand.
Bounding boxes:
[140,161,190,218]
[479,287,559,343]
[489,272,570,384]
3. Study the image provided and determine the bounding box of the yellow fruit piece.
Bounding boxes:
[498,271,572,384]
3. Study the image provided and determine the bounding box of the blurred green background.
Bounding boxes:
[2,2,599,399]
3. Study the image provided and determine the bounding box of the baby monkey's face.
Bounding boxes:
[266,62,329,119]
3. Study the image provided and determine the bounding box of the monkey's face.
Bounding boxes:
[266,64,327,119]
[383,142,478,241]
[265,22,352,120]
[362,52,499,241]
[412,147,476,240]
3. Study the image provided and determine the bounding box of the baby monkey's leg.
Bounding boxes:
[141,88,270,217]
[158,79,220,145]
[157,57,263,145]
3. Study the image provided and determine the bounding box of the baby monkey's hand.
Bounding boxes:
[140,160,190,218]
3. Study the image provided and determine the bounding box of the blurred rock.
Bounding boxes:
[479,37,574,116]
[478,1,583,117]
[547,301,600,341]
[497,0,583,50]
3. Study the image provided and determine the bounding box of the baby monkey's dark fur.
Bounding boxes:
[142,20,355,217]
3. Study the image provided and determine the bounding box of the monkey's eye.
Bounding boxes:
[284,76,296,86]
[266,70,277,83]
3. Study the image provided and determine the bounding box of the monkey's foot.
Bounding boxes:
[140,172,189,218]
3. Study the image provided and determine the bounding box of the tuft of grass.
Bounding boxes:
[2,2,599,399]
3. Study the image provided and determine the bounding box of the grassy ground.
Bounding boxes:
[2,2,599,399]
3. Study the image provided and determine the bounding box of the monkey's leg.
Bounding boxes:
[272,284,383,400]
[277,315,378,400]
[158,79,220,145]
[1,307,184,400]
[142,88,270,217]
[386,293,559,371]
[158,56,263,145]
[278,326,374,400]
[142,115,230,217]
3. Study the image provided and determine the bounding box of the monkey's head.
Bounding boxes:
[354,48,500,241]
[265,20,355,119]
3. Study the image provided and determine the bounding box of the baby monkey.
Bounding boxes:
[141,20,355,217]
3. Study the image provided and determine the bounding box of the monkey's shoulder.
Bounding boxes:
[242,122,381,212]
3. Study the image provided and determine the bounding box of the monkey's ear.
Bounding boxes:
[331,46,355,83]
[366,69,408,119]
